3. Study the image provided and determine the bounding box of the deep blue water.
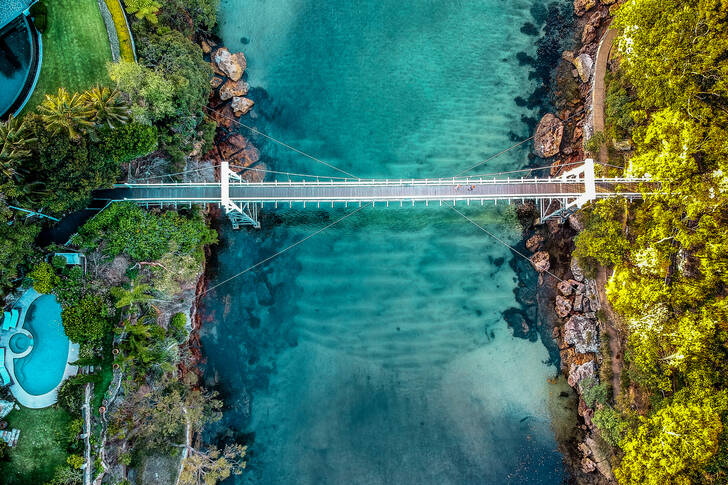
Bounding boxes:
[201,1,574,483]
[0,19,32,116]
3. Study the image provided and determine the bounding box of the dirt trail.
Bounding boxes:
[592,29,618,164]
[596,267,624,401]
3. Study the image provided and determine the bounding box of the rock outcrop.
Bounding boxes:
[220,80,249,101]
[534,114,564,158]
[213,48,247,81]
[573,53,594,83]
[574,0,597,16]
[530,251,551,273]
[231,97,254,117]
[564,314,599,353]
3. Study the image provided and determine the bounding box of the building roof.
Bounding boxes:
[0,0,35,32]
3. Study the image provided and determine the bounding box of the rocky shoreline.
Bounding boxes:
[525,1,626,483]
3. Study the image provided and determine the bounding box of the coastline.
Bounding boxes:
[524,1,625,483]
[190,1,620,483]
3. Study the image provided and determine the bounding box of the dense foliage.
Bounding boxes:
[74,202,217,262]
[574,1,728,482]
[61,294,112,343]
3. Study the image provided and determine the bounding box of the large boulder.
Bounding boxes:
[573,53,594,83]
[534,114,564,158]
[214,48,247,81]
[564,314,599,353]
[574,0,597,16]
[530,251,551,273]
[525,234,545,252]
[568,360,596,388]
[555,295,572,318]
[231,97,254,116]
[570,258,585,282]
[557,280,574,296]
[220,80,249,101]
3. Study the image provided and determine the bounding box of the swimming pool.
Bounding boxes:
[0,17,33,117]
[12,294,68,396]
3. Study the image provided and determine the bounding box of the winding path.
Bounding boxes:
[591,29,618,164]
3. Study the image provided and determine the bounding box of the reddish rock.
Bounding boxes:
[210,105,235,128]
[210,76,224,89]
[220,80,249,101]
[555,295,573,318]
[557,280,574,296]
[241,163,267,183]
[219,134,248,159]
[231,97,254,116]
[530,251,551,273]
[534,114,564,158]
[526,234,545,252]
[214,48,247,81]
[574,0,596,16]
[201,39,213,54]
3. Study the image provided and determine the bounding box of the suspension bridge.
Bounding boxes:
[93,159,649,229]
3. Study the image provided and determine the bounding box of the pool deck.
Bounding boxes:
[0,288,79,408]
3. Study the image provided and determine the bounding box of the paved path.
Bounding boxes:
[592,28,618,164]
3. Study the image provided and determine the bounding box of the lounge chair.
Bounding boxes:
[8,309,18,329]
[0,349,10,386]
[1,311,9,331]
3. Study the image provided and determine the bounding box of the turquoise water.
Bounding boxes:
[9,332,31,353]
[0,18,32,116]
[14,295,68,396]
[202,0,573,483]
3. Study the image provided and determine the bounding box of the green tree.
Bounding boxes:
[38,88,94,141]
[61,294,112,343]
[616,394,725,485]
[82,86,131,130]
[178,444,247,485]
[28,261,59,294]
[107,62,176,124]
[0,114,35,182]
[124,0,161,23]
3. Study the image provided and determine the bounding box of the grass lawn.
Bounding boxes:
[24,0,113,111]
[0,406,74,484]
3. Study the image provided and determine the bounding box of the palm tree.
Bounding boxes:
[111,283,157,309]
[0,115,36,182]
[38,87,94,140]
[82,86,131,129]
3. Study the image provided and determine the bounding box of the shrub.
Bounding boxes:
[61,295,112,343]
[67,454,85,469]
[74,202,217,262]
[581,377,608,408]
[28,261,58,294]
[51,255,68,269]
[585,131,606,155]
[103,0,135,62]
[592,406,626,447]
[91,123,158,165]
[169,312,188,342]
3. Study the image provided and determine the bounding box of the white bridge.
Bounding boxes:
[93,160,648,229]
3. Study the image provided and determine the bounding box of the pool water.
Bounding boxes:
[9,332,31,353]
[13,295,68,396]
[0,18,32,116]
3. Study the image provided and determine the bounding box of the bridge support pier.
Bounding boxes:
[539,159,596,222]
[221,162,260,229]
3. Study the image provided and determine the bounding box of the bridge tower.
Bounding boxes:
[221,162,260,229]
[539,158,597,222]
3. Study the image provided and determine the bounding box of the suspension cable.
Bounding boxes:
[203,106,359,179]
[448,203,565,283]
[201,203,371,296]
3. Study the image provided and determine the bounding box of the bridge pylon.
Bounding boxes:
[221,162,260,229]
[539,158,596,222]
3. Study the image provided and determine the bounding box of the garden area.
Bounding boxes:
[24,0,113,111]
[0,406,77,485]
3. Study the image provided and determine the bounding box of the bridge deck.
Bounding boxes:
[93,179,645,204]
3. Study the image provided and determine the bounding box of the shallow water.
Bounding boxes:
[202,1,572,483]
